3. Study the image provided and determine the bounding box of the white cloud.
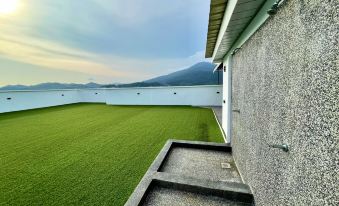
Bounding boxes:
[97,50,208,81]
[0,30,208,83]
[0,33,129,78]
[0,0,210,84]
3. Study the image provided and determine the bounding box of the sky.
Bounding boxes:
[0,0,211,86]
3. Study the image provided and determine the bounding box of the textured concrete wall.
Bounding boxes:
[231,1,338,205]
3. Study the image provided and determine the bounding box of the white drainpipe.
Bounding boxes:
[225,55,233,143]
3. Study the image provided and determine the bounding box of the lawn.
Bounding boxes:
[0,103,223,205]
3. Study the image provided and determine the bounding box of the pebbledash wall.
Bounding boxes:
[226,1,338,206]
[0,85,222,113]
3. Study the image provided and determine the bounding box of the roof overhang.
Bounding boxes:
[205,0,228,58]
[206,0,279,63]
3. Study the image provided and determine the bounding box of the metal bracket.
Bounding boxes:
[269,143,289,152]
[232,109,240,113]
[267,0,285,15]
[231,48,241,55]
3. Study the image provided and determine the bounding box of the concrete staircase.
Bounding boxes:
[125,140,254,206]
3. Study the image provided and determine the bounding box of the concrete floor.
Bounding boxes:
[160,147,242,183]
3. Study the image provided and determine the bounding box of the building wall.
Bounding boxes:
[0,86,222,113]
[230,1,338,205]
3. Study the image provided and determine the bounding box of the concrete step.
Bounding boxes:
[125,140,254,206]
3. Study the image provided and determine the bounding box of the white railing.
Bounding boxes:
[0,85,222,113]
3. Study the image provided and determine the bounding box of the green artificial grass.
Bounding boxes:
[0,103,223,205]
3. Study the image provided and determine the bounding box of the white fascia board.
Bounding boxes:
[211,0,239,62]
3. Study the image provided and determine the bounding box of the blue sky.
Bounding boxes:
[0,0,211,86]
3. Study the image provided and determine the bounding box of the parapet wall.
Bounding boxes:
[0,85,222,113]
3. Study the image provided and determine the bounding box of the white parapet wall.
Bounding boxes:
[78,89,107,103]
[0,85,222,113]
[0,90,81,113]
[105,86,222,106]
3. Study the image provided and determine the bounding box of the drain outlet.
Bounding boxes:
[221,162,231,169]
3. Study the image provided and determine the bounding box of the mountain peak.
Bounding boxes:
[143,61,221,86]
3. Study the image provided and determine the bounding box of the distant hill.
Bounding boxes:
[0,82,103,91]
[105,62,222,88]
[0,62,222,90]
[111,82,164,88]
[145,62,220,86]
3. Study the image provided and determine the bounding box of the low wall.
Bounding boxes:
[0,85,222,113]
[105,86,222,106]
[0,90,80,113]
[78,89,107,103]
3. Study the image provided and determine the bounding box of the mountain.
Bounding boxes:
[112,82,164,88]
[145,62,220,86]
[0,82,103,91]
[105,62,222,88]
[0,62,222,90]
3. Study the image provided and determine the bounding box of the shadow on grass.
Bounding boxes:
[198,123,209,142]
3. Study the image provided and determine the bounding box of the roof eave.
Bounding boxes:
[206,0,278,63]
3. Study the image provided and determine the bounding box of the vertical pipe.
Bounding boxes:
[222,65,227,140]
[226,56,233,143]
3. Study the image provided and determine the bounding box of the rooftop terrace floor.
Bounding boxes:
[0,103,223,205]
